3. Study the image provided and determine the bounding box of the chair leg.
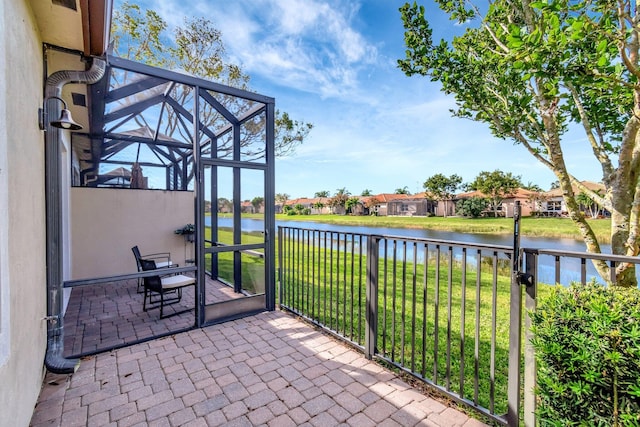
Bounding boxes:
[160,291,164,318]
[143,288,148,312]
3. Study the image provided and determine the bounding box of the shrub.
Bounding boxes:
[456,196,488,218]
[530,282,640,426]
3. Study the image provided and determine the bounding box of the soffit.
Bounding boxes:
[29,0,112,56]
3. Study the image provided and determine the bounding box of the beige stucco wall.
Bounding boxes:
[0,1,48,426]
[70,188,195,279]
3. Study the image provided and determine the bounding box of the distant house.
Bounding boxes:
[364,194,411,216]
[386,192,437,216]
[284,197,332,214]
[241,201,255,214]
[541,181,607,217]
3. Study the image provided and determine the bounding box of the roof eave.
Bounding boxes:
[81,0,113,56]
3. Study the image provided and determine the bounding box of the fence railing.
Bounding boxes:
[278,224,640,426]
[278,225,516,425]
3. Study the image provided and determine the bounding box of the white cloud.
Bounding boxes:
[115,0,602,198]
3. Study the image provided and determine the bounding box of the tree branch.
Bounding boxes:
[564,82,615,177]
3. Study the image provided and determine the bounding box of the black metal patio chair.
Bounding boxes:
[131,245,174,293]
[139,258,195,318]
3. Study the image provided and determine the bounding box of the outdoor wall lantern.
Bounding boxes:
[39,96,83,131]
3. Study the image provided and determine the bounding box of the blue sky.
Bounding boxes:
[119,0,602,198]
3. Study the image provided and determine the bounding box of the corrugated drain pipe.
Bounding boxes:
[44,57,106,374]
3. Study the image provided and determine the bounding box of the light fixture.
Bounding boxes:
[39,95,83,131]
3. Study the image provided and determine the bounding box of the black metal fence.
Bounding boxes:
[278,226,516,425]
[278,224,640,426]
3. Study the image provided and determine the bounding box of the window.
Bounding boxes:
[547,201,562,211]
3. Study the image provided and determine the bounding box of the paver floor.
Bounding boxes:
[63,276,244,357]
[31,310,488,427]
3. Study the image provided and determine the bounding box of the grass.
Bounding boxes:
[203,226,265,294]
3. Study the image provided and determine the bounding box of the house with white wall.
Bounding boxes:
[541,181,607,217]
[1,1,112,425]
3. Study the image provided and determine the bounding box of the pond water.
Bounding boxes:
[206,217,617,285]
[208,217,594,250]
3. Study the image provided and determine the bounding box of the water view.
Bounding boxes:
[208,217,613,284]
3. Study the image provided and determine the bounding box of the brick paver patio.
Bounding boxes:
[63,276,244,357]
[31,310,488,426]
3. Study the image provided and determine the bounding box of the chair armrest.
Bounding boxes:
[141,252,171,259]
[141,252,171,264]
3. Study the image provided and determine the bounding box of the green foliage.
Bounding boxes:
[345,197,361,214]
[456,196,489,218]
[398,0,640,283]
[469,170,522,216]
[329,188,351,211]
[174,223,195,235]
[523,181,543,192]
[530,283,640,425]
[577,190,604,219]
[251,196,264,211]
[423,173,463,200]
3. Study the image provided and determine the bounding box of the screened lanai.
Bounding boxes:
[47,46,276,358]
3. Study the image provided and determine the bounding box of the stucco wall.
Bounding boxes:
[70,188,195,279]
[0,1,48,426]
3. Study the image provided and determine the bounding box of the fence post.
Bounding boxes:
[278,226,283,307]
[506,202,522,426]
[365,235,381,360]
[523,250,538,427]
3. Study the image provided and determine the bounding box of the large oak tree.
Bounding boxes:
[400,0,640,286]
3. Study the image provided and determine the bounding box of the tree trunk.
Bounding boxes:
[606,113,640,287]
[539,99,620,284]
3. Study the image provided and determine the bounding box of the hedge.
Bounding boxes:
[530,282,640,426]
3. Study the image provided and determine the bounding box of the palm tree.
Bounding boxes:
[576,191,602,219]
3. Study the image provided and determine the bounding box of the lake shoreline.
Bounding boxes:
[269,214,611,243]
